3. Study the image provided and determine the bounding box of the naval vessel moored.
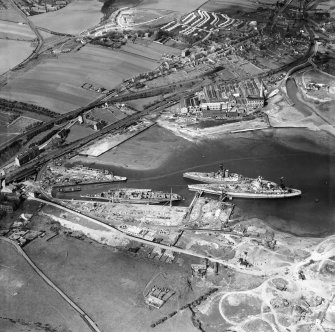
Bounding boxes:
[188,176,301,199]
[80,188,183,204]
[183,164,242,184]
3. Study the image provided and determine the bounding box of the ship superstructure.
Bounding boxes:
[80,188,183,204]
[183,164,241,184]
[188,176,301,199]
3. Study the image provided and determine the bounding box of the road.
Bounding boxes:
[0,236,101,332]
[0,0,44,86]
[30,197,266,277]
[3,91,189,183]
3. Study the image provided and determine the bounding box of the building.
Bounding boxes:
[0,201,15,213]
[15,146,40,167]
[246,96,264,108]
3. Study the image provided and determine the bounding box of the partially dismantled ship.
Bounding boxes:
[80,188,183,204]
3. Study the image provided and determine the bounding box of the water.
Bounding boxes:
[67,128,335,237]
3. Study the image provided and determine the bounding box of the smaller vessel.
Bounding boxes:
[183,164,242,184]
[80,188,183,204]
[188,177,301,199]
[58,186,81,193]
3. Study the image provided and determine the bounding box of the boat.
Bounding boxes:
[80,188,183,204]
[188,177,301,199]
[183,164,242,184]
[58,186,81,193]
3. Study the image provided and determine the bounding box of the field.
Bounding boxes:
[0,239,91,332]
[7,115,41,133]
[31,0,103,34]
[24,208,204,332]
[135,0,208,13]
[0,2,23,22]
[0,21,35,40]
[65,124,95,143]
[0,39,33,75]
[201,0,277,12]
[0,132,17,145]
[0,44,158,113]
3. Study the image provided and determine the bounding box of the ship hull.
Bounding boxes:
[183,172,240,184]
[188,185,302,199]
[79,196,180,204]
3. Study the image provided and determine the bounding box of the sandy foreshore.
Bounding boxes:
[157,115,269,143]
[71,124,192,171]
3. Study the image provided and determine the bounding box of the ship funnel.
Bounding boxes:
[280,177,285,189]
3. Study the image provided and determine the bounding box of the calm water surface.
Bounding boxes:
[67,128,335,237]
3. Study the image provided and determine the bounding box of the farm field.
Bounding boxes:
[121,42,165,61]
[65,124,95,143]
[31,0,103,34]
[0,39,33,75]
[0,44,158,113]
[0,3,23,22]
[0,132,17,145]
[0,21,35,40]
[7,115,41,133]
[201,0,277,12]
[0,239,91,332]
[135,0,208,13]
[24,220,201,332]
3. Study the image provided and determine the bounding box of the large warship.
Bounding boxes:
[80,188,183,204]
[183,164,242,184]
[188,176,302,199]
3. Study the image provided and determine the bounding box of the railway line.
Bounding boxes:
[0,0,44,87]
[3,91,186,183]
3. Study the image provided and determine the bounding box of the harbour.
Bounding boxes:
[63,128,335,237]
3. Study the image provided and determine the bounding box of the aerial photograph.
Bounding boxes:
[0,0,334,331]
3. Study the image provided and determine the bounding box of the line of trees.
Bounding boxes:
[0,98,59,118]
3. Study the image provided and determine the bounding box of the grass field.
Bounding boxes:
[0,240,91,332]
[24,218,203,332]
[0,39,33,75]
[0,21,35,40]
[31,0,103,34]
[7,115,41,133]
[201,0,277,12]
[0,44,157,113]
[135,0,207,13]
[65,124,95,143]
[0,3,23,22]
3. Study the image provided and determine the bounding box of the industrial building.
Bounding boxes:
[15,146,40,167]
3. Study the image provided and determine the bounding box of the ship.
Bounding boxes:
[183,164,242,184]
[58,186,81,193]
[188,177,301,199]
[80,188,183,204]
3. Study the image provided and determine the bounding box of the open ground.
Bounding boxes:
[31,0,104,34]
[0,239,91,332]
[0,44,158,113]
[24,206,208,332]
[0,40,33,75]
[135,0,208,13]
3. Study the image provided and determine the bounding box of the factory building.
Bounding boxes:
[15,146,40,167]
[195,79,265,118]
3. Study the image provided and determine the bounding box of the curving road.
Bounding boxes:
[0,236,101,332]
[29,196,266,277]
[0,0,44,85]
